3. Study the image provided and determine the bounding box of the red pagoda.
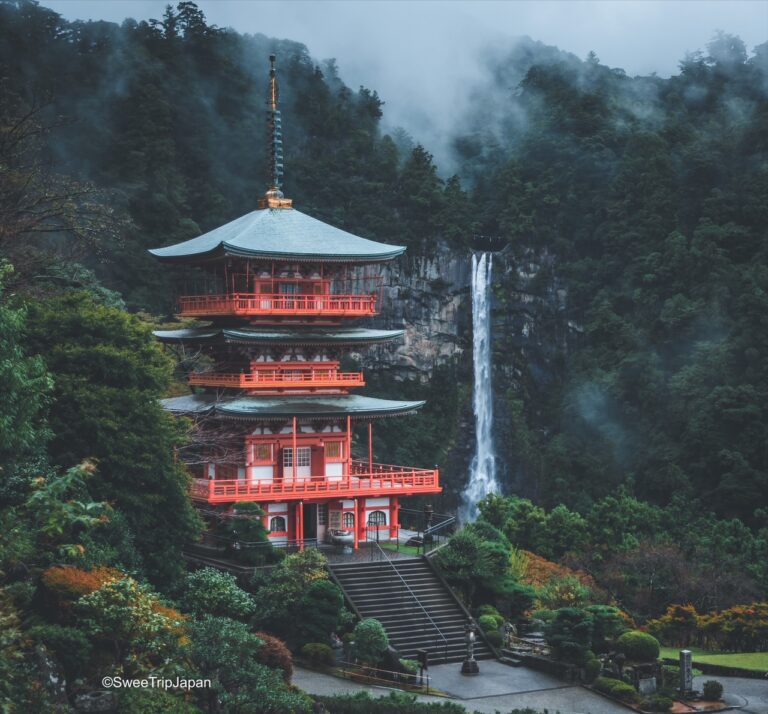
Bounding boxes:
[150,56,440,548]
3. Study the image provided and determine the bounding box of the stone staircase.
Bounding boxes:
[330,556,494,664]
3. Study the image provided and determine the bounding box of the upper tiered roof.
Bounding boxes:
[148,208,405,264]
[154,326,405,346]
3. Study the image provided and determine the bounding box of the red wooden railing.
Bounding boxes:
[188,367,365,390]
[189,461,440,503]
[177,292,378,317]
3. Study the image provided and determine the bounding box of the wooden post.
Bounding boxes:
[292,416,297,482]
[368,422,373,475]
[352,498,359,550]
[346,415,352,477]
[390,496,399,539]
[298,501,304,551]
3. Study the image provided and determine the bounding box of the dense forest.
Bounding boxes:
[0,0,766,709]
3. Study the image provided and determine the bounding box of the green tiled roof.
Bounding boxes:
[154,327,405,346]
[149,208,405,263]
[161,394,425,419]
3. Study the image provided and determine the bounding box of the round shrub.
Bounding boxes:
[297,579,344,646]
[584,657,601,683]
[485,630,503,648]
[254,631,294,682]
[616,630,660,662]
[640,694,673,712]
[478,614,500,633]
[477,604,505,628]
[29,624,92,678]
[301,642,336,667]
[702,680,723,701]
[352,618,388,665]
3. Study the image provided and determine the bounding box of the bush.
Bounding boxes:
[593,677,641,703]
[182,567,255,620]
[545,607,594,665]
[702,680,723,701]
[314,691,470,713]
[29,624,92,678]
[478,614,499,633]
[254,631,294,682]
[484,630,503,648]
[399,658,419,674]
[297,579,344,645]
[116,688,197,713]
[640,694,673,712]
[616,630,660,661]
[584,657,601,683]
[353,618,388,665]
[301,642,336,667]
[41,566,120,598]
[477,604,504,627]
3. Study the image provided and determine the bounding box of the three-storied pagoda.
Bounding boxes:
[150,56,440,547]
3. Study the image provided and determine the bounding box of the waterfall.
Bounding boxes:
[460,252,499,521]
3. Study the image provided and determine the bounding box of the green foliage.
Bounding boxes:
[477,614,500,633]
[702,680,724,701]
[616,630,660,662]
[301,642,335,667]
[297,579,344,646]
[219,503,275,565]
[592,677,641,703]
[537,575,593,610]
[313,691,472,713]
[187,616,311,713]
[544,608,594,665]
[251,549,330,640]
[584,656,601,683]
[116,688,201,713]
[0,262,51,488]
[182,568,255,620]
[352,618,389,665]
[25,292,201,584]
[28,623,92,679]
[640,694,673,712]
[476,604,505,628]
[584,605,628,653]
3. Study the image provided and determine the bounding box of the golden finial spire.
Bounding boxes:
[259,53,293,209]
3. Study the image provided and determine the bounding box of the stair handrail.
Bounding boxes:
[424,516,455,537]
[371,542,449,663]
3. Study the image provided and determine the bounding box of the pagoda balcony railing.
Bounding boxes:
[177,292,378,318]
[188,366,365,390]
[189,461,440,504]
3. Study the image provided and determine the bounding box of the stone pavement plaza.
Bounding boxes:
[294,660,630,713]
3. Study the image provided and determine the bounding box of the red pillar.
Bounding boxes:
[346,415,352,477]
[390,496,399,539]
[352,498,359,550]
[367,422,373,474]
[358,497,366,546]
[297,501,304,550]
[292,416,297,482]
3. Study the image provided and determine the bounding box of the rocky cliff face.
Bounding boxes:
[361,242,577,510]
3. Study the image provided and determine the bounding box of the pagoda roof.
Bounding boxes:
[161,394,425,420]
[148,208,405,264]
[154,326,405,346]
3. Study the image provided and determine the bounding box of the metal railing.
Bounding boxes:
[177,292,378,317]
[371,541,449,664]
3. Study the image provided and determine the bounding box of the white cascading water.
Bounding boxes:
[460,252,499,521]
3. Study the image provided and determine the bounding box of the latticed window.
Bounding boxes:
[325,441,342,460]
[269,516,287,532]
[317,504,328,525]
[342,511,355,528]
[282,448,293,468]
[253,444,272,463]
[367,510,387,527]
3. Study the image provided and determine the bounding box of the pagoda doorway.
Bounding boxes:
[303,503,317,541]
[282,446,311,480]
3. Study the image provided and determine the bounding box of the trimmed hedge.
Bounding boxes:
[616,630,660,662]
[301,642,336,667]
[593,676,641,704]
[584,657,601,683]
[485,630,503,648]
[478,614,500,633]
[640,694,673,712]
[314,692,542,713]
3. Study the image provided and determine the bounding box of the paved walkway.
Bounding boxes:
[693,674,768,714]
[294,661,630,713]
